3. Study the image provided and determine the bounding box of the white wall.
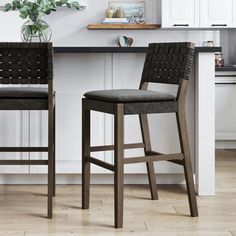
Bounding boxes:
[0,0,220,46]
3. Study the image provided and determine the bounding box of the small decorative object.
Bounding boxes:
[115,7,125,18]
[117,36,133,47]
[3,0,85,42]
[215,52,224,67]
[109,1,145,23]
[106,8,114,18]
[203,40,214,47]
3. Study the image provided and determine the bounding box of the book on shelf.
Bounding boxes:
[102,18,130,24]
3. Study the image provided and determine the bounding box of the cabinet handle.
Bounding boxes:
[215,75,236,77]
[173,24,189,27]
[215,83,236,84]
[211,24,227,27]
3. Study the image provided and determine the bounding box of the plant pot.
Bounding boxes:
[21,19,52,42]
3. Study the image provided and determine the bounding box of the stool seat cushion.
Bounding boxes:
[84,89,176,103]
[0,87,49,99]
[0,87,55,110]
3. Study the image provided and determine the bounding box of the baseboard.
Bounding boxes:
[0,174,186,185]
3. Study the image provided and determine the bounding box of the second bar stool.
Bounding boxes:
[0,43,55,218]
[82,42,198,228]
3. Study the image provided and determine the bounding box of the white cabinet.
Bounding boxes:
[200,0,234,28]
[162,0,236,28]
[215,72,236,141]
[233,1,236,26]
[162,0,200,28]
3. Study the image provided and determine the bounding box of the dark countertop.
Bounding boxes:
[215,66,236,72]
[53,46,221,54]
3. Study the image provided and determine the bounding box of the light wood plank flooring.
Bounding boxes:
[0,149,235,235]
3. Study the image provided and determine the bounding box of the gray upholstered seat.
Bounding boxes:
[0,87,55,110]
[0,87,49,98]
[84,89,176,103]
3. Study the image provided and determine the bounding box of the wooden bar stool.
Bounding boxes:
[82,42,198,228]
[0,43,55,218]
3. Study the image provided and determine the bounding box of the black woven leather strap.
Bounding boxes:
[0,43,53,84]
[141,42,195,85]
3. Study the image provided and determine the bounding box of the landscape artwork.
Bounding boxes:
[109,1,146,19]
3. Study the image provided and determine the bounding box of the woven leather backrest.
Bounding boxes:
[141,42,195,85]
[0,43,53,84]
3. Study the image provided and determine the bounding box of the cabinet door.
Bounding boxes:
[29,54,111,174]
[0,110,29,174]
[215,74,236,140]
[233,0,236,27]
[162,0,199,28]
[200,0,233,28]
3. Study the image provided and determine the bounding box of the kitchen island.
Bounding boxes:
[0,46,220,196]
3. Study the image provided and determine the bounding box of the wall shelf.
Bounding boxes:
[87,23,161,30]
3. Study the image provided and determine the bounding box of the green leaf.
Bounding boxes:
[55,1,62,6]
[59,0,68,5]
[2,0,85,19]
[44,9,51,15]
[3,3,12,12]
[71,1,85,10]
[13,0,21,8]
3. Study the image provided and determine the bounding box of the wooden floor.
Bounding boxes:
[0,149,235,235]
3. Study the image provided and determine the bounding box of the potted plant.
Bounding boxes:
[3,0,85,42]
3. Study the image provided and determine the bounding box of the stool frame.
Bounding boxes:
[0,43,55,218]
[82,42,198,228]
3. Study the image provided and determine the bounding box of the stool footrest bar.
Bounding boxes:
[90,143,144,152]
[0,147,49,152]
[124,153,184,164]
[0,160,48,165]
[147,150,184,165]
[89,156,115,171]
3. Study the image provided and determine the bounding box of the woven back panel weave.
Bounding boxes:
[141,42,195,85]
[0,43,53,84]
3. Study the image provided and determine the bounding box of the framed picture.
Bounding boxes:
[108,1,146,19]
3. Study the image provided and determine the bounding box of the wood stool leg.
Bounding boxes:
[176,109,198,217]
[82,99,91,209]
[114,104,124,228]
[53,105,56,197]
[139,114,158,200]
[48,106,54,219]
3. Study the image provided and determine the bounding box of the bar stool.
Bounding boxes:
[0,43,55,218]
[82,42,198,228]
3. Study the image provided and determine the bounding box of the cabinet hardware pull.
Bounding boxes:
[215,83,236,85]
[173,24,189,27]
[215,75,236,77]
[211,24,227,27]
